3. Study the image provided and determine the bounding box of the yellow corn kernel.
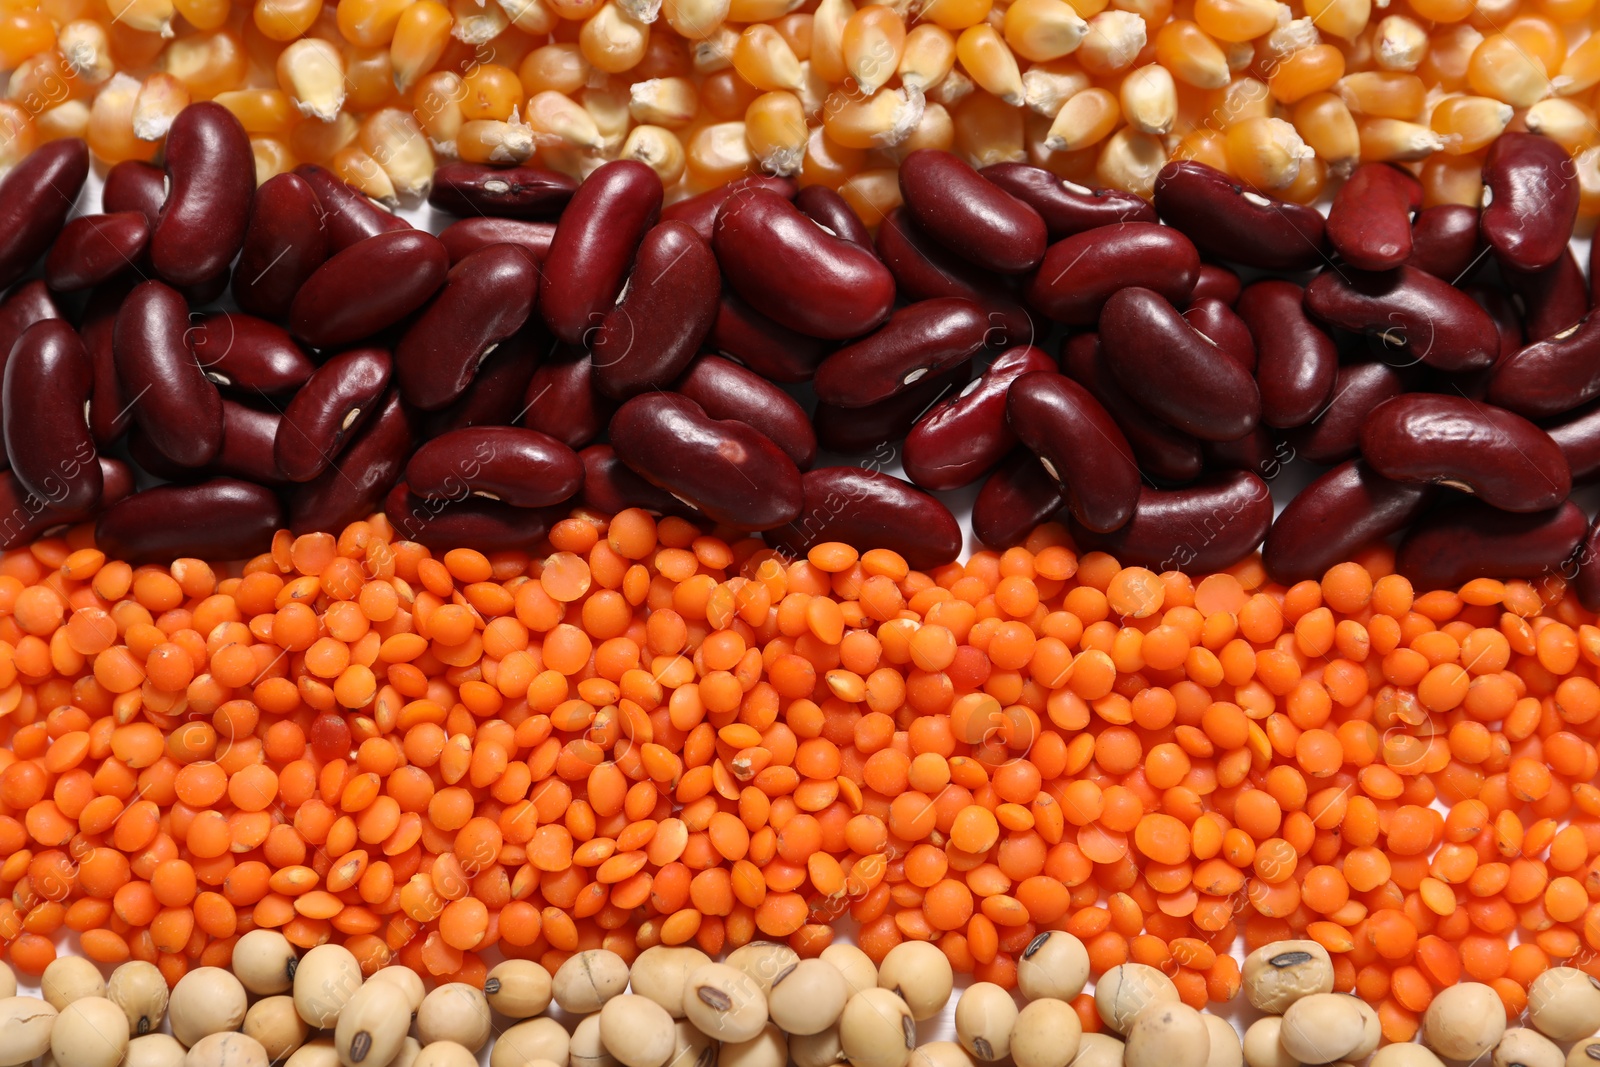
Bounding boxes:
[165,29,247,101]
[1224,114,1312,189]
[773,13,811,59]
[0,100,38,174]
[1259,15,1317,64]
[898,24,955,93]
[1022,57,1089,114]
[1357,116,1444,161]
[1222,39,1254,72]
[702,66,759,117]
[86,72,155,163]
[56,20,112,86]
[1555,34,1600,97]
[662,0,726,39]
[255,0,320,39]
[580,3,649,74]
[412,70,464,155]
[290,109,359,162]
[929,67,975,108]
[519,43,590,96]
[839,167,901,224]
[1170,127,1229,171]
[0,9,52,68]
[213,88,297,133]
[953,89,1024,165]
[798,59,829,116]
[1003,0,1086,62]
[890,100,954,157]
[359,107,433,198]
[1408,0,1472,20]
[921,0,992,31]
[1060,0,1107,17]
[1469,0,1515,21]
[1075,10,1146,76]
[344,45,397,112]
[36,99,89,142]
[809,0,852,80]
[745,89,806,173]
[129,71,188,140]
[1573,147,1600,217]
[458,114,535,163]
[1372,15,1426,71]
[1277,154,1324,204]
[547,0,602,19]
[1429,94,1512,154]
[1336,70,1424,118]
[106,30,164,73]
[1467,34,1549,107]
[1118,63,1174,133]
[498,0,558,34]
[1523,98,1595,153]
[1269,44,1345,104]
[1504,15,1564,75]
[1303,0,1366,40]
[173,0,228,30]
[1420,152,1482,207]
[1209,75,1271,127]
[1193,0,1278,43]
[277,37,345,121]
[692,26,739,73]
[336,0,408,46]
[823,85,923,147]
[580,85,630,149]
[251,135,294,184]
[799,125,865,187]
[956,24,1023,103]
[618,0,662,22]
[1095,127,1164,197]
[841,6,905,94]
[452,0,507,44]
[621,124,684,182]
[629,76,698,125]
[685,119,750,185]
[332,144,397,204]
[459,63,523,121]
[1536,0,1592,21]
[735,22,804,91]
[1415,24,1479,94]
[525,89,604,150]
[1044,85,1117,149]
[1153,20,1228,89]
[1115,0,1171,36]
[390,0,451,93]
[729,0,796,17]
[107,0,173,37]
[1291,90,1358,172]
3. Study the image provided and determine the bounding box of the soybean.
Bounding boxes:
[955,983,1018,1063]
[418,985,492,1052]
[1074,1035,1128,1067]
[668,1019,717,1067]
[769,960,850,1036]
[722,1026,788,1067]
[170,968,248,1048]
[232,931,298,996]
[108,962,170,1037]
[1495,1029,1564,1067]
[1422,983,1507,1061]
[335,979,412,1067]
[600,995,678,1067]
[1124,1003,1209,1067]
[573,1015,620,1067]
[367,967,426,1014]
[839,989,916,1067]
[486,961,554,1020]
[1096,966,1180,1036]
[792,1027,848,1067]
[726,943,801,996]
[414,1044,478,1067]
[42,957,108,1010]
[1018,932,1091,1003]
[1529,969,1600,1042]
[244,998,309,1064]
[1011,999,1082,1067]
[911,1045,977,1067]
[554,951,632,1014]
[285,1039,341,1067]
[1201,1017,1242,1067]
[1281,994,1367,1064]
[1241,1019,1295,1067]
[685,963,769,1044]
[1240,943,1334,1015]
[630,947,712,1019]
[491,1019,570,1067]
[53,997,130,1067]
[878,943,955,1023]
[292,946,362,1029]
[819,948,877,997]
[1566,1035,1600,1067]
[0,962,14,999]
[185,1033,269,1067]
[129,1035,187,1067]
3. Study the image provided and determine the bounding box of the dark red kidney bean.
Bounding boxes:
[609,392,803,530]
[903,344,1056,491]
[1151,159,1327,272]
[1481,132,1577,272]
[1465,282,1524,365]
[293,163,409,251]
[0,139,88,290]
[1406,204,1482,280]
[898,149,1048,274]
[80,280,130,449]
[178,269,232,308]
[1262,460,1433,583]
[579,444,697,518]
[1182,298,1255,370]
[1303,265,1499,372]
[1069,470,1273,572]
[873,208,1034,348]
[971,451,1063,549]
[385,482,557,551]
[1502,247,1588,342]
[1325,163,1421,271]
[101,159,165,225]
[190,313,317,396]
[1204,425,1289,479]
[1005,370,1140,533]
[1397,496,1586,589]
[1360,392,1571,512]
[592,221,718,399]
[275,347,392,481]
[522,345,613,448]
[1286,361,1408,464]
[708,288,832,383]
[675,355,816,469]
[0,457,131,551]
[150,103,252,287]
[1544,400,1600,482]
[126,425,192,483]
[794,186,872,250]
[439,218,555,266]
[661,175,796,242]
[764,466,962,568]
[1025,222,1200,326]
[979,162,1155,240]
[1576,513,1600,611]
[1486,314,1600,418]
[428,163,578,219]
[44,212,148,292]
[1061,333,1202,484]
[96,478,283,563]
[395,242,538,410]
[114,280,223,467]
[232,172,329,321]
[406,426,582,507]
[1235,280,1338,428]
[542,160,662,345]
[290,229,450,349]
[1099,286,1261,441]
[212,401,287,485]
[3,321,99,513]
[289,390,415,534]
[813,298,989,408]
[423,329,541,437]
[1190,264,1241,306]
[0,280,60,361]
[812,366,971,453]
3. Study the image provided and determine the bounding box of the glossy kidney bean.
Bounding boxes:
[1190,264,1241,306]
[275,347,392,481]
[1360,392,1571,512]
[1406,204,1482,280]
[766,466,963,567]
[609,392,803,529]
[289,390,415,534]
[395,242,538,410]
[290,229,450,349]
[1545,401,1600,482]
[542,160,662,345]
[232,172,329,321]
[0,139,88,290]
[522,345,614,448]
[1182,298,1255,370]
[1235,280,1338,428]
[1481,132,1577,272]
[1303,265,1499,372]
[294,163,410,251]
[406,426,582,506]
[903,344,1056,491]
[96,478,283,563]
[971,451,1063,548]
[439,218,554,265]
[813,366,971,454]
[213,401,287,485]
[114,280,224,467]
[813,298,989,408]
[101,159,165,225]
[1465,282,1525,365]
[1575,514,1600,611]
[579,444,696,518]
[1208,426,1292,479]
[1262,460,1433,583]
[1397,497,1586,589]
[3,321,99,514]
[1070,470,1273,572]
[591,222,718,399]
[1061,333,1202,484]
[1502,248,1588,342]
[708,288,832,383]
[79,281,130,449]
[0,280,60,362]
[44,212,148,292]
[898,149,1048,274]
[1151,161,1328,272]
[179,270,232,308]
[1486,314,1600,418]
[0,458,130,551]
[190,313,317,396]
[1025,222,1200,326]
[1099,286,1261,441]
[150,103,252,287]
[873,208,1034,348]
[1005,370,1140,533]
[795,186,873,250]
[1325,163,1421,271]
[125,426,192,483]
[661,175,796,241]
[428,163,578,219]
[980,163,1155,240]
[386,482,558,551]
[423,329,542,437]
[1286,361,1408,464]
[676,355,815,468]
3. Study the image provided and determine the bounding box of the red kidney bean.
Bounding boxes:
[385,481,558,551]
[1406,204,1482,280]
[1152,161,1329,272]
[1486,314,1600,418]
[290,229,450,349]
[428,163,578,219]
[1397,496,1586,589]
[232,172,329,321]
[275,347,392,481]
[874,208,1034,349]
[406,426,582,507]
[1182,298,1255,370]
[708,288,832,383]
[423,329,542,437]
[794,186,873,250]
[813,298,989,408]
[179,269,233,308]
[903,344,1056,491]
[1481,131,1577,273]
[1545,401,1600,482]
[764,466,962,568]
[1360,392,1570,512]
[0,139,88,290]
[96,478,283,563]
[44,212,148,292]
[1575,514,1600,611]
[522,345,614,448]
[609,392,803,529]
[1285,361,1408,464]
[675,355,816,469]
[0,457,131,551]
[289,389,415,534]
[1061,333,1202,484]
[661,175,796,241]
[0,280,60,362]
[1069,470,1273,572]
[1203,425,1288,478]
[212,400,287,485]
[439,218,554,266]
[1262,459,1433,583]
[579,444,697,518]
[1303,265,1499,372]
[1465,281,1525,365]
[591,221,718,399]
[1025,222,1200,326]
[898,149,1048,274]
[395,242,538,410]
[980,163,1156,240]
[1098,286,1261,441]
[971,451,1063,548]
[125,425,192,483]
[1502,247,1588,342]
[1235,280,1338,428]
[80,280,131,449]
[294,163,410,251]
[714,188,896,340]
[190,312,317,396]
[101,159,165,225]
[1325,163,1421,271]
[1005,370,1140,533]
[542,160,662,345]
[813,366,971,453]
[149,102,252,287]
[114,280,223,467]
[3,320,99,513]
[1190,264,1241,306]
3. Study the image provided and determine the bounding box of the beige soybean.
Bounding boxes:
[245,997,310,1063]
[285,1039,340,1067]
[292,946,363,1029]
[955,983,1018,1063]
[185,1033,269,1067]
[1423,983,1507,1061]
[128,1034,187,1067]
[1566,1033,1600,1067]
[1241,942,1334,1016]
[485,960,554,1019]
[726,943,800,996]
[1124,1002,1208,1067]
[574,1014,621,1067]
[1019,932,1091,1003]
[1530,969,1600,1042]
[392,1037,422,1067]
[1096,965,1179,1036]
[108,961,169,1037]
[878,942,954,1023]
[170,967,249,1048]
[1012,998,1082,1067]
[631,947,713,1019]
[43,957,108,1010]
[721,1024,788,1067]
[668,1018,717,1067]
[770,959,850,1036]
[418,985,492,1052]
[233,931,298,997]
[839,988,915,1067]
[1495,1028,1564,1067]
[52,997,130,1067]
[1073,1034,1127,1067]
[601,994,678,1067]
[1241,1018,1295,1067]
[367,966,426,1014]
[686,963,769,1043]
[792,1025,847,1067]
[820,947,877,997]
[1281,994,1367,1064]
[0,960,15,999]
[554,950,631,1014]
[1350,998,1381,1062]
[911,1044,977,1067]
[492,1018,571,1067]
[1201,1015,1242,1067]
[1372,1046,1445,1067]
[414,1043,478,1067]
[335,978,411,1067]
